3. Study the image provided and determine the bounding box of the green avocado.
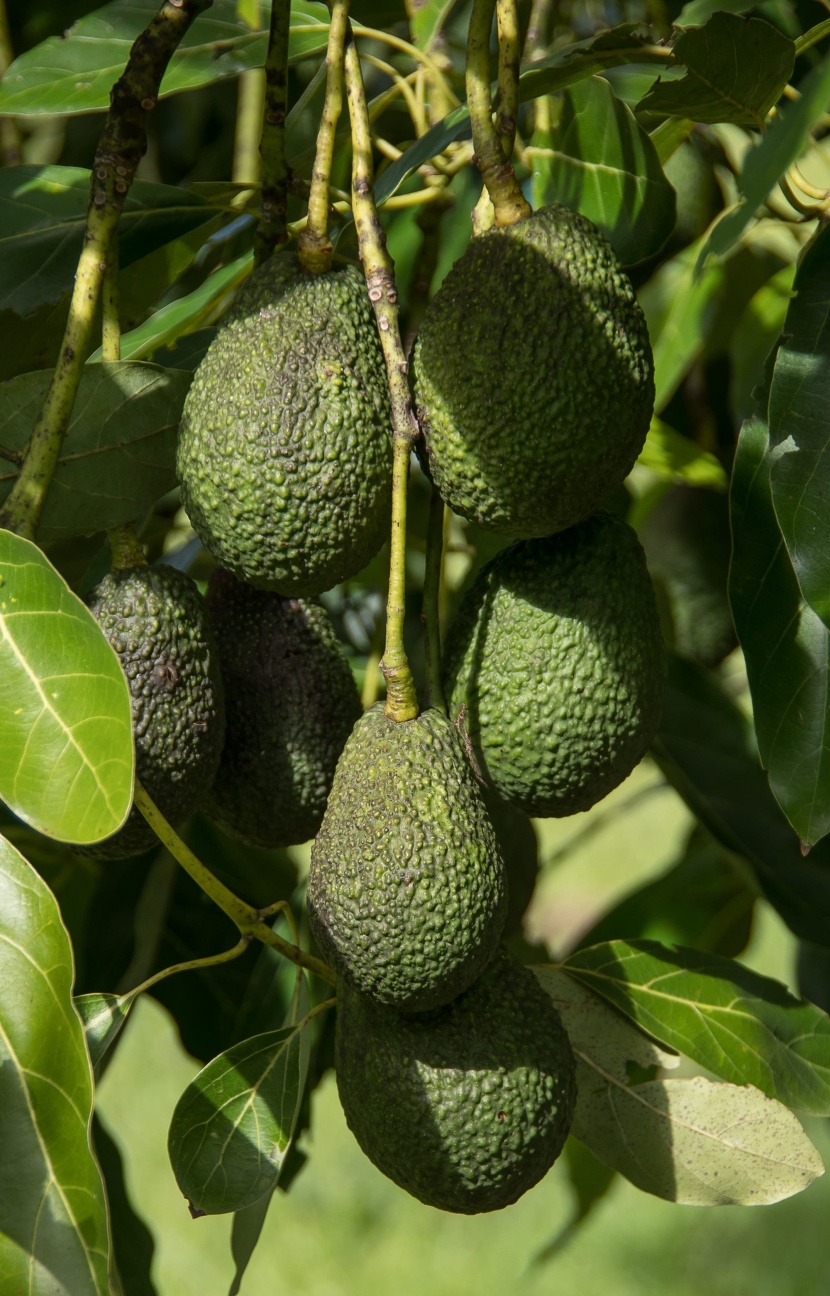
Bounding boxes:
[84,563,225,858]
[177,254,393,597]
[443,512,666,817]
[204,569,361,848]
[411,203,654,538]
[307,703,507,1012]
[335,946,576,1214]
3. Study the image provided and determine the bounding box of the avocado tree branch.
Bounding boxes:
[467,0,530,227]
[0,0,214,542]
[422,484,447,713]
[298,0,351,274]
[254,0,292,265]
[0,0,22,167]
[344,33,420,723]
[495,0,521,159]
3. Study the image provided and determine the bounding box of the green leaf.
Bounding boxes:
[0,166,214,317]
[0,833,111,1293]
[75,992,132,1073]
[0,530,133,843]
[0,0,330,117]
[639,239,726,413]
[564,939,830,1116]
[653,652,830,945]
[168,1018,311,1215]
[410,0,459,49]
[518,26,672,105]
[702,54,830,263]
[640,14,794,129]
[529,76,675,266]
[677,0,757,23]
[768,224,830,630]
[0,363,191,541]
[538,967,825,1205]
[637,417,728,488]
[730,414,830,848]
[108,254,251,362]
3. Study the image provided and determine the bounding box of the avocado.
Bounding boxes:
[307,703,507,1011]
[335,946,576,1213]
[204,569,361,848]
[84,563,225,858]
[443,512,665,817]
[177,254,393,597]
[411,203,654,538]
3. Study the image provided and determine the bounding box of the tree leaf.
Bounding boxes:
[729,414,830,848]
[639,240,725,413]
[768,223,830,630]
[0,0,330,117]
[701,54,830,263]
[640,14,794,129]
[168,1018,312,1216]
[537,968,824,1205]
[529,76,675,266]
[653,652,830,946]
[563,939,830,1116]
[75,992,133,1074]
[637,417,728,488]
[410,0,459,49]
[518,26,672,105]
[0,833,111,1294]
[0,363,191,542]
[0,166,213,317]
[109,254,251,363]
[0,530,133,844]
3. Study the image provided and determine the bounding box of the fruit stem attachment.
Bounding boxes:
[0,0,213,542]
[108,523,146,570]
[422,484,446,712]
[298,0,351,274]
[467,0,531,227]
[254,0,292,266]
[344,34,420,723]
[134,780,337,986]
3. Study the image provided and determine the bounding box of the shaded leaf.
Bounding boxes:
[564,939,830,1116]
[768,223,830,629]
[640,14,794,129]
[637,417,727,488]
[92,1114,156,1296]
[730,414,830,848]
[75,992,132,1073]
[538,968,824,1205]
[529,76,675,266]
[0,833,110,1293]
[639,240,725,413]
[0,530,133,844]
[518,26,672,105]
[0,363,191,542]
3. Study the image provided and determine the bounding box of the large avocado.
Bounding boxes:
[411,204,654,538]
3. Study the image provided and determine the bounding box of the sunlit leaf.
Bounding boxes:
[637,418,727,488]
[75,991,133,1072]
[639,240,725,413]
[108,254,251,362]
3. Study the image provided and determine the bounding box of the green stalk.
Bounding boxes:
[0,0,214,542]
[101,230,121,364]
[298,0,351,273]
[422,484,446,713]
[254,0,292,265]
[134,780,337,985]
[344,34,419,723]
[467,0,530,227]
[233,69,266,188]
[495,0,521,160]
[0,0,21,166]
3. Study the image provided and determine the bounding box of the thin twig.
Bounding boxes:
[298,0,351,274]
[0,0,22,166]
[421,484,446,712]
[467,0,530,227]
[255,0,291,265]
[495,0,521,159]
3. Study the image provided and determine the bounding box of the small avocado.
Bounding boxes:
[307,703,507,1011]
[204,569,361,848]
[84,563,225,858]
[335,946,576,1214]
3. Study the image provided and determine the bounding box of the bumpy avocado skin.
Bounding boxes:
[411,204,654,538]
[336,947,576,1214]
[85,564,225,858]
[443,512,666,817]
[307,704,507,1012]
[177,255,393,597]
[204,569,361,848]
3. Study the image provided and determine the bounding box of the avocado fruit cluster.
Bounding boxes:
[84,563,225,858]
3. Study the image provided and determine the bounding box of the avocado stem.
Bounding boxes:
[0,0,213,543]
[344,34,419,723]
[253,0,292,266]
[422,484,447,712]
[108,523,147,571]
[134,780,337,986]
[495,0,521,160]
[467,0,531,228]
[298,0,352,274]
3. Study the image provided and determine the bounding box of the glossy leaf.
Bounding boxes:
[637,417,727,488]
[730,415,830,848]
[639,240,725,413]
[640,14,793,129]
[0,363,191,541]
[0,530,133,843]
[0,1,329,117]
[75,992,133,1073]
[564,939,830,1115]
[768,223,830,629]
[538,968,824,1206]
[0,833,110,1293]
[653,653,830,945]
[168,1018,311,1215]
[0,166,213,317]
[110,254,251,362]
[529,76,675,266]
